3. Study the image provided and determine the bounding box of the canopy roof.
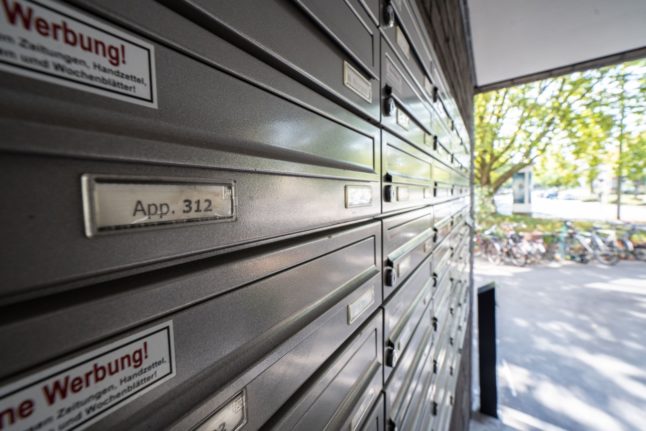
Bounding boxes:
[467,0,646,92]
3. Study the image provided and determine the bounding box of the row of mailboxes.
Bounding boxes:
[0,0,472,430]
[0,206,468,430]
[0,0,470,296]
[382,217,470,431]
[0,143,470,298]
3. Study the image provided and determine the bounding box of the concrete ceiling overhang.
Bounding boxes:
[467,0,646,92]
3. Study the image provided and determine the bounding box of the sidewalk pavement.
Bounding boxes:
[471,259,646,431]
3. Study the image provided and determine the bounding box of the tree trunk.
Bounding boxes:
[477,186,498,217]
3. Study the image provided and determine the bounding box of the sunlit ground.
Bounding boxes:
[472,259,646,431]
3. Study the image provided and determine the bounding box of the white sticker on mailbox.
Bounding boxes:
[82,175,236,237]
[196,391,246,431]
[348,286,375,324]
[345,184,373,208]
[395,26,410,59]
[0,0,157,107]
[396,107,410,130]
[0,321,175,431]
[343,61,372,103]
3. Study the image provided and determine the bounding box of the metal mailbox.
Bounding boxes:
[0,0,473,429]
[0,222,381,430]
[382,130,434,214]
[433,204,454,247]
[432,363,456,431]
[0,12,381,295]
[383,254,434,378]
[401,345,436,431]
[416,357,439,431]
[432,277,453,344]
[452,171,470,198]
[382,207,434,299]
[432,240,452,290]
[0,151,380,297]
[432,160,456,203]
[266,310,383,431]
[381,41,435,153]
[426,367,449,431]
[385,306,434,431]
[160,0,381,121]
[360,393,386,431]
[380,15,433,109]
[381,0,439,104]
[430,110,454,166]
[396,338,436,431]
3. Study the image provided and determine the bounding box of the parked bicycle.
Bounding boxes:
[481,226,527,266]
[541,232,561,261]
[513,225,546,264]
[560,221,620,265]
[615,224,646,261]
[476,220,642,266]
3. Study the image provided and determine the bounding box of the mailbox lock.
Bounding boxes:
[384,96,396,116]
[432,401,438,416]
[384,185,396,202]
[387,418,398,431]
[432,316,438,331]
[385,343,399,367]
[385,267,398,286]
[383,4,396,28]
[432,86,439,103]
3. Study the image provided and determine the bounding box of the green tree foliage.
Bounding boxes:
[623,131,646,194]
[475,60,646,211]
[610,63,646,200]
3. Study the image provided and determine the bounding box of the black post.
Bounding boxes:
[478,282,498,417]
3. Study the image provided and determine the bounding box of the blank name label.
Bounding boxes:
[82,176,235,236]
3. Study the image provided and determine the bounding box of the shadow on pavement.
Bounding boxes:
[472,259,646,431]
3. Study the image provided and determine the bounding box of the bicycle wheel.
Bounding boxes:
[634,247,646,262]
[615,240,630,260]
[509,246,527,267]
[485,241,502,265]
[595,249,620,266]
